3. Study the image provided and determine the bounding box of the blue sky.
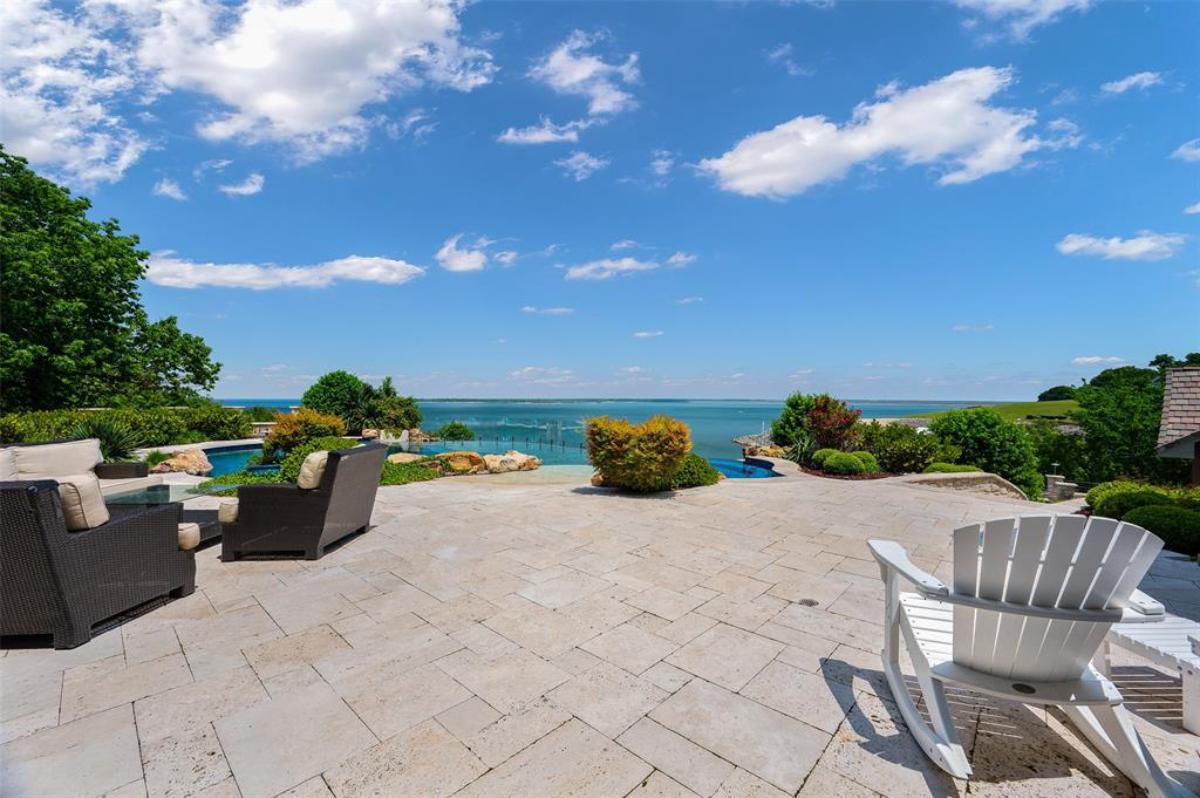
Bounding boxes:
[4,0,1197,400]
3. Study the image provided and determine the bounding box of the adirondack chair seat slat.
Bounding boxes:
[868,515,1191,798]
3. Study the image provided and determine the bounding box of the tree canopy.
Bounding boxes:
[0,149,220,411]
[300,371,421,434]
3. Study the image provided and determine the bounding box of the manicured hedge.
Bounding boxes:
[0,406,251,447]
[671,453,721,489]
[1123,505,1200,557]
[586,415,692,493]
[278,436,360,483]
[923,462,982,474]
[823,451,867,475]
[850,451,880,474]
[1092,490,1176,521]
[810,448,840,468]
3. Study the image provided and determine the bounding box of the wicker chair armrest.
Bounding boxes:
[232,483,329,528]
[95,461,149,479]
[67,503,182,551]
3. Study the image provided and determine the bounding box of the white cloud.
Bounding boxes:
[146,252,425,290]
[954,0,1091,39]
[508,366,575,385]
[218,173,264,196]
[387,108,437,141]
[494,250,519,266]
[788,369,815,381]
[1071,356,1125,366]
[153,178,187,201]
[675,296,704,305]
[529,30,639,117]
[1056,231,1186,261]
[666,251,697,268]
[2,0,494,175]
[521,305,574,316]
[765,43,812,77]
[610,239,642,250]
[564,257,658,281]
[1185,202,1200,215]
[497,117,588,145]
[650,150,675,177]
[193,158,232,180]
[0,0,147,185]
[632,330,663,338]
[555,151,609,181]
[436,234,489,272]
[1172,138,1200,162]
[135,0,492,161]
[951,323,994,332]
[1101,71,1162,94]
[700,67,1064,199]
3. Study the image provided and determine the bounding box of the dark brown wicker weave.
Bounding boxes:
[221,443,388,561]
[1,480,196,649]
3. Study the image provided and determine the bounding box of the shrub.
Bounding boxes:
[1092,490,1174,520]
[278,436,358,483]
[850,451,880,473]
[856,422,953,474]
[1026,419,1089,483]
[437,421,475,441]
[807,395,862,449]
[0,406,249,448]
[822,451,866,475]
[772,393,816,447]
[380,460,439,486]
[301,371,377,433]
[262,409,347,461]
[1038,385,1077,401]
[810,448,840,468]
[143,449,173,467]
[1085,480,1164,509]
[924,462,981,473]
[586,415,692,493]
[372,395,422,433]
[671,453,721,489]
[1124,505,1200,557]
[69,416,143,461]
[243,406,280,422]
[177,405,252,441]
[929,408,1042,498]
[201,470,286,497]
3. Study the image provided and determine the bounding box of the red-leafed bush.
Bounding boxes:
[806,395,861,450]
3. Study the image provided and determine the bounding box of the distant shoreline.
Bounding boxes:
[214,397,1003,405]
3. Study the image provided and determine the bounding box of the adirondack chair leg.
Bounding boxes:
[1060,704,1191,798]
[1183,661,1199,736]
[879,570,972,779]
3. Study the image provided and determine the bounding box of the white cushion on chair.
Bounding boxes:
[56,473,110,531]
[0,447,16,481]
[218,499,239,525]
[13,439,103,480]
[177,522,201,551]
[297,451,329,489]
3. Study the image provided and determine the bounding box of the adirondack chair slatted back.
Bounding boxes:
[950,515,1162,681]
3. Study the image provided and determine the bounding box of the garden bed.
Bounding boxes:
[797,464,891,481]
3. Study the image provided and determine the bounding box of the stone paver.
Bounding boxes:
[3,473,1194,798]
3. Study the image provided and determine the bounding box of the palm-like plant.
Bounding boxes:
[70,417,143,462]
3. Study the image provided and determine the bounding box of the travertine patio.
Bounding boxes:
[3,471,1198,798]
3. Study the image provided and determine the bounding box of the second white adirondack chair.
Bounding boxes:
[869,514,1192,798]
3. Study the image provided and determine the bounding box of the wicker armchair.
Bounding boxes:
[221,443,388,561]
[1,480,196,649]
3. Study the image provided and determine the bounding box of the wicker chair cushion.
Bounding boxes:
[177,522,201,551]
[297,451,329,490]
[12,439,103,480]
[218,499,239,524]
[56,472,111,531]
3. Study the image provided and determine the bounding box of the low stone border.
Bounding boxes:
[892,471,1028,501]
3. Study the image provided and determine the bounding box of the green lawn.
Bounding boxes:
[907,400,1079,421]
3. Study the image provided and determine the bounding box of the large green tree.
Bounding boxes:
[0,149,220,411]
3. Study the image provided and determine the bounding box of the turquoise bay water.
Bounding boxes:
[219,398,982,465]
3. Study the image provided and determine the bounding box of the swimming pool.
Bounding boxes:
[707,458,780,479]
[205,444,267,477]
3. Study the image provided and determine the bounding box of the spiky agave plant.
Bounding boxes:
[69,417,143,462]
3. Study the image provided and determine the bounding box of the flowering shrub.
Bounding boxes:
[262,408,347,461]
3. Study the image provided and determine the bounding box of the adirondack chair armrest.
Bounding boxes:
[867,539,949,598]
[1119,589,1165,622]
[935,593,1125,623]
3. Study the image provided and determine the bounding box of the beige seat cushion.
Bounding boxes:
[218,499,239,525]
[177,522,201,551]
[13,439,103,480]
[0,447,16,481]
[56,473,110,531]
[297,451,329,490]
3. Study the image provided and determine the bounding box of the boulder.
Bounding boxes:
[482,450,543,474]
[745,445,787,458]
[361,428,380,439]
[151,447,213,476]
[590,472,606,487]
[434,450,485,475]
[387,452,426,465]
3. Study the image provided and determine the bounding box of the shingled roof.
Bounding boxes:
[1157,367,1200,457]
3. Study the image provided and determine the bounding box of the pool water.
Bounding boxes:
[708,458,780,479]
[206,444,265,477]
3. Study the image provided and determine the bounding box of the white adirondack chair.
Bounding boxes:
[868,514,1192,798]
